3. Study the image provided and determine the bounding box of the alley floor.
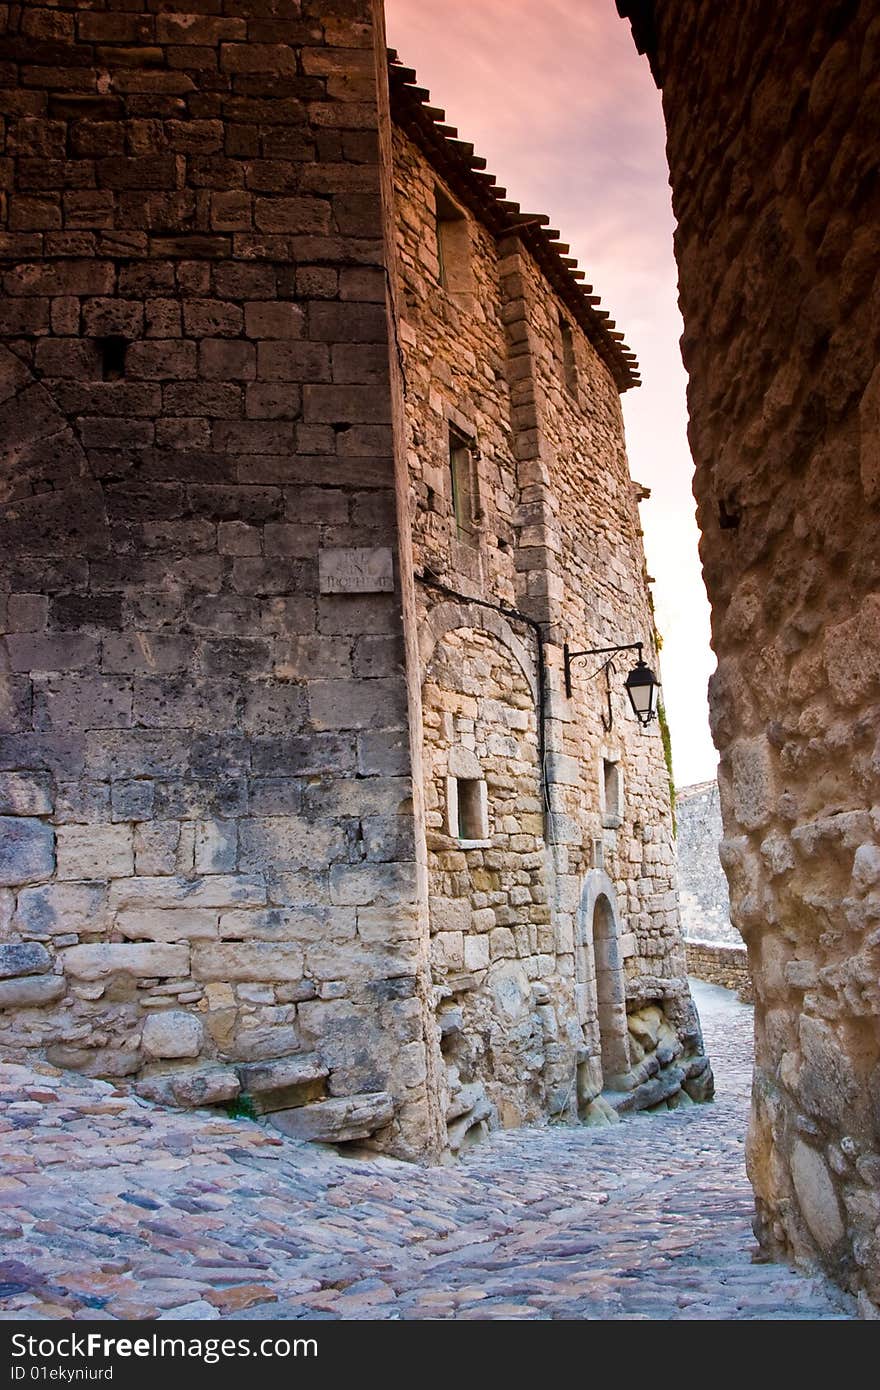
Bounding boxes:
[0,980,853,1321]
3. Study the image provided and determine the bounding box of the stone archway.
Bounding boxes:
[591,894,631,1083]
[577,870,630,1088]
[618,0,880,1309]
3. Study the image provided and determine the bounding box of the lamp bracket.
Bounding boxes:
[563,641,644,700]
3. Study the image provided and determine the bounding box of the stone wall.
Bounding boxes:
[676,780,735,942]
[620,0,880,1309]
[0,3,709,1159]
[686,941,754,1004]
[0,0,443,1159]
[392,112,708,1139]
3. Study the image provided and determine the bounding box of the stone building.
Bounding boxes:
[0,0,707,1161]
[675,780,734,943]
[620,0,880,1311]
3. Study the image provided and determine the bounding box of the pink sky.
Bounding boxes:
[385,0,718,787]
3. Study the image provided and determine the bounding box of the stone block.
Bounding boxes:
[790,1139,845,1252]
[236,1053,328,1094]
[309,678,407,731]
[61,943,190,981]
[0,941,51,978]
[191,941,303,983]
[194,820,238,874]
[489,927,517,960]
[0,773,52,816]
[219,906,355,942]
[136,1067,240,1108]
[357,904,421,943]
[14,882,108,938]
[56,824,133,881]
[110,780,155,823]
[463,935,490,971]
[115,910,219,942]
[0,974,65,1009]
[110,875,266,911]
[142,1009,203,1060]
[238,817,347,873]
[328,861,415,907]
[268,1091,393,1143]
[0,817,54,886]
[356,730,410,777]
[133,822,180,875]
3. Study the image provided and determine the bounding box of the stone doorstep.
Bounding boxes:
[268,1091,394,1143]
[602,1062,686,1116]
[236,1052,329,1115]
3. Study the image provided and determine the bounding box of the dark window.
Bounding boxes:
[435,186,471,293]
[559,315,578,395]
[100,336,128,381]
[603,759,622,827]
[449,427,479,545]
[456,778,487,840]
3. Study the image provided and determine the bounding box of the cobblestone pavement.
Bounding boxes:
[0,980,853,1320]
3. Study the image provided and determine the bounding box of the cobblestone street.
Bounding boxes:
[0,981,852,1321]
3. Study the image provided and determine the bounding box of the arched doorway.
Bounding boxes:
[591,894,630,1083]
[577,871,630,1090]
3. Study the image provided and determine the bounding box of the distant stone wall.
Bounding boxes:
[675,781,735,943]
[686,940,753,1004]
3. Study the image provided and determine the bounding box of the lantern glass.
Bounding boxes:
[624,659,660,725]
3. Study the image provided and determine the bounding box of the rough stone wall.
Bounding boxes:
[393,123,705,1138]
[685,941,754,1005]
[676,780,735,942]
[514,244,685,1002]
[0,0,443,1159]
[637,0,880,1307]
[422,626,567,1139]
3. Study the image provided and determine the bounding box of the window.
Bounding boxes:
[602,758,623,829]
[447,776,489,843]
[435,186,471,294]
[559,314,578,395]
[449,427,479,545]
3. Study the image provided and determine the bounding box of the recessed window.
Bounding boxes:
[100,336,128,381]
[449,426,479,546]
[435,186,471,294]
[602,758,623,829]
[448,776,489,843]
[559,314,578,395]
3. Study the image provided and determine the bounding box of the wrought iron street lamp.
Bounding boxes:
[563,640,661,731]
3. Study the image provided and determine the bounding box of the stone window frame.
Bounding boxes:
[445,744,491,849]
[434,182,473,298]
[600,751,623,830]
[449,423,480,546]
[446,774,490,847]
[443,403,484,552]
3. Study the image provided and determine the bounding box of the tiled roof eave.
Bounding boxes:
[387,51,641,394]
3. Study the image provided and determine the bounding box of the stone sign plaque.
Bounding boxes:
[318,546,395,595]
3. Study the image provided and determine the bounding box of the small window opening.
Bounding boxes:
[602,758,622,829]
[435,186,471,294]
[454,777,488,841]
[100,336,128,381]
[449,426,480,546]
[559,315,578,395]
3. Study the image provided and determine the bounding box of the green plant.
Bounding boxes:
[225,1094,258,1121]
[658,701,676,836]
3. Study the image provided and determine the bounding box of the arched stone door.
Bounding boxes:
[577,871,630,1087]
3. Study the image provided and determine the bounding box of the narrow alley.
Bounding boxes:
[0,981,851,1321]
